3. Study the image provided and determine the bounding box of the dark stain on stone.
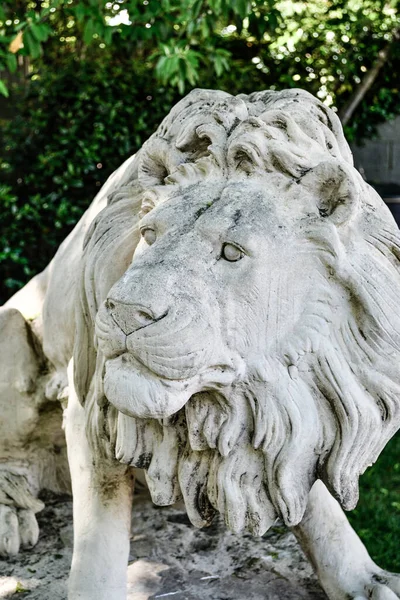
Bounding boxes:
[194,204,213,220]
[233,209,242,224]
[134,452,152,469]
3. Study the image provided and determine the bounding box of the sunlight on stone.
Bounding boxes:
[127,559,168,600]
[0,577,36,597]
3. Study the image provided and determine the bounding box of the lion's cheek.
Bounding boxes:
[103,356,196,419]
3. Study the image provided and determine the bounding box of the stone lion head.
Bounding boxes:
[73,88,400,535]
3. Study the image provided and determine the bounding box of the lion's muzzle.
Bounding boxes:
[99,292,215,380]
[105,298,167,335]
[103,352,201,418]
[96,282,237,419]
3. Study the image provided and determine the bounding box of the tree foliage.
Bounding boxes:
[0,58,180,300]
[1,0,400,301]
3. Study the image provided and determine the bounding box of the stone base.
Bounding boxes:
[0,490,326,600]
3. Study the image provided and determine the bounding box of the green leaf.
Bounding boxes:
[232,0,251,20]
[14,21,27,33]
[165,54,180,77]
[177,76,185,94]
[200,17,210,38]
[214,55,223,76]
[6,53,17,74]
[0,80,9,97]
[83,19,96,45]
[74,4,87,22]
[30,23,49,43]
[23,30,42,59]
[191,0,203,20]
[209,0,222,16]
[178,57,186,83]
[155,55,168,78]
[103,27,113,45]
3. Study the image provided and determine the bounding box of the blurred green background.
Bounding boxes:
[0,0,399,572]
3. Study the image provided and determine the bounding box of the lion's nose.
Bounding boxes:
[105,298,164,335]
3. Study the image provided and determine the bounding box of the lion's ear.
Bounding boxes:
[301,160,361,226]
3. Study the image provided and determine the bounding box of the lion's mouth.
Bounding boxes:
[103,353,195,419]
[103,351,240,419]
[115,350,202,382]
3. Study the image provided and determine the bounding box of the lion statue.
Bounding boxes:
[2,87,400,600]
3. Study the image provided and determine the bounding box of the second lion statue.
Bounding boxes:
[2,88,400,600]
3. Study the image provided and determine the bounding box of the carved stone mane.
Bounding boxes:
[73,88,400,536]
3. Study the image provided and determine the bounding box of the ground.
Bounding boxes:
[0,488,326,600]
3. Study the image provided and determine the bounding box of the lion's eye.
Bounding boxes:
[221,243,244,262]
[141,228,157,246]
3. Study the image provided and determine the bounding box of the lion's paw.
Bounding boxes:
[0,505,40,556]
[348,572,400,600]
[0,471,44,557]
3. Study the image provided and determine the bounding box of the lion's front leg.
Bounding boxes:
[65,364,134,600]
[292,480,400,600]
